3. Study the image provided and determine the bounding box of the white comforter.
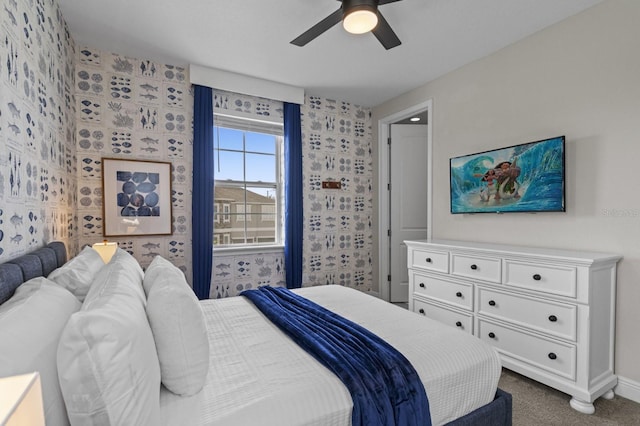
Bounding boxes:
[159,285,501,426]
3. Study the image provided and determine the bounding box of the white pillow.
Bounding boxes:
[83,248,145,307]
[142,254,164,296]
[48,245,105,302]
[57,251,160,425]
[144,256,209,396]
[0,277,81,426]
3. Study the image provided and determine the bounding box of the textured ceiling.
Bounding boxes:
[59,0,603,106]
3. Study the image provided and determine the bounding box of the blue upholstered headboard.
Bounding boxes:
[0,242,67,304]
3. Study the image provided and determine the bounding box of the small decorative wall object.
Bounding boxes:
[102,158,173,236]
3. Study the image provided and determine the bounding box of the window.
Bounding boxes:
[213,114,283,248]
[236,204,252,222]
[214,203,220,223]
[261,204,275,221]
[222,203,230,223]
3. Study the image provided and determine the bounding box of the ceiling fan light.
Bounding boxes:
[343,8,378,34]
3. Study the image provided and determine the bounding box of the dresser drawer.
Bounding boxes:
[413,273,473,310]
[414,299,473,334]
[478,319,576,380]
[504,260,577,298]
[478,288,577,341]
[451,253,501,283]
[411,248,449,273]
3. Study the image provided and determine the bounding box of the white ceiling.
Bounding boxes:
[58,0,602,107]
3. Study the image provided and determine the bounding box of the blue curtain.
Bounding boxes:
[192,85,214,299]
[284,102,303,289]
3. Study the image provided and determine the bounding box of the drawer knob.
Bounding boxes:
[456,291,463,298]
[548,315,558,322]
[425,257,432,263]
[533,274,542,281]
[488,300,496,306]
[488,332,496,339]
[548,352,557,360]
[419,308,425,315]
[456,321,462,327]
[419,283,425,288]
[470,264,478,270]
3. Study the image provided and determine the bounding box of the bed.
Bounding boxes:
[0,243,512,426]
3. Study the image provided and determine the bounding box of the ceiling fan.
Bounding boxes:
[291,0,403,50]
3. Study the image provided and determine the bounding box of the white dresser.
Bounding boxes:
[405,239,622,414]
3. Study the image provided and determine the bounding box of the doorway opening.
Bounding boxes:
[377,100,433,302]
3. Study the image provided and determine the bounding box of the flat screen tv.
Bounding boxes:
[450,136,565,214]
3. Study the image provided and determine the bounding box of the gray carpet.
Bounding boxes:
[498,369,640,425]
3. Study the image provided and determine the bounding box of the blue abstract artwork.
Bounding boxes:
[116,170,161,216]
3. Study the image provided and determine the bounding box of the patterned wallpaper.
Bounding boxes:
[301,96,374,292]
[73,47,194,279]
[0,0,78,261]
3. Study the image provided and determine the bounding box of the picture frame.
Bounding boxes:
[102,158,173,236]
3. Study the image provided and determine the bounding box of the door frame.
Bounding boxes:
[377,99,433,302]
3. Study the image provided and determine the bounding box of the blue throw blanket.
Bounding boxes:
[241,286,431,426]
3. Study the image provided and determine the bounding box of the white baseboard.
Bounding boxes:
[615,375,640,403]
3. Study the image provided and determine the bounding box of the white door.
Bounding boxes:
[389,124,429,303]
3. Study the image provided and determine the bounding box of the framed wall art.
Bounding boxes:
[102,158,173,236]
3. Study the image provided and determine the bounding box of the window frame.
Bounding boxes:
[213,114,284,252]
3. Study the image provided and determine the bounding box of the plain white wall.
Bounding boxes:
[373,0,640,386]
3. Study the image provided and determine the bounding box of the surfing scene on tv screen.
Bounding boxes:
[450,136,565,214]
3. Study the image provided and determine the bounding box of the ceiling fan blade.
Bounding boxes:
[336,0,401,3]
[372,12,401,50]
[291,8,343,47]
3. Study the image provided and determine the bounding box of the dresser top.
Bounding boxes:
[405,239,622,265]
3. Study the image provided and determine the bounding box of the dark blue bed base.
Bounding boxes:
[447,388,512,426]
[0,241,67,304]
